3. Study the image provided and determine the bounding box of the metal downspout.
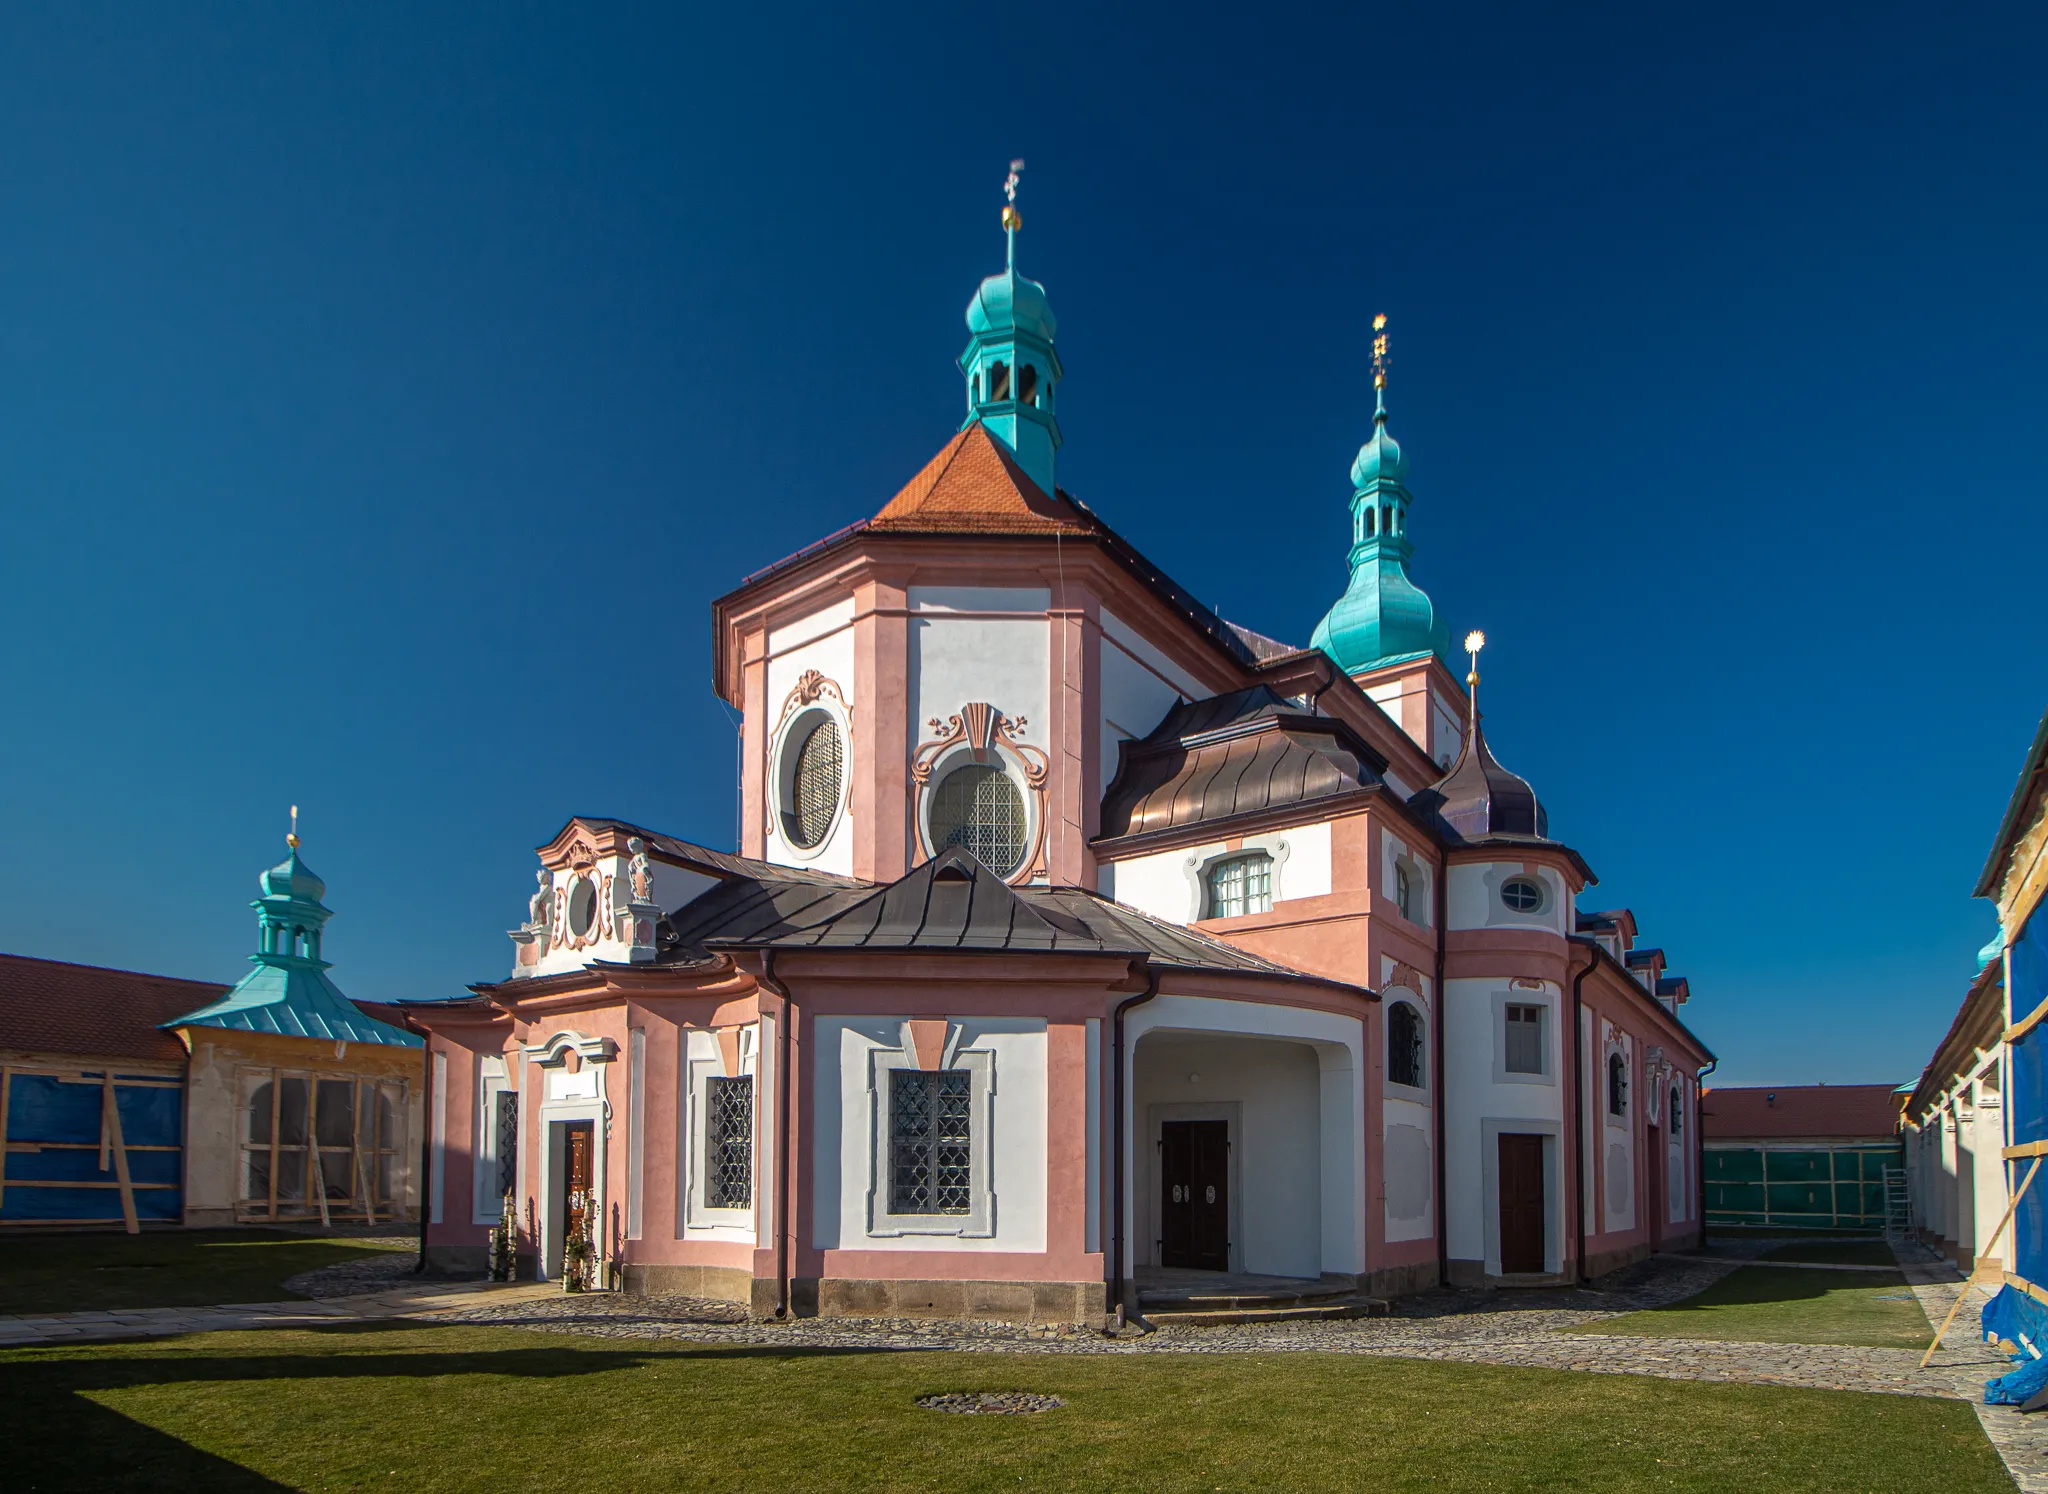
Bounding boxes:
[1570,942,1598,1284]
[1695,1057,1717,1239]
[755,950,796,1320]
[408,1014,431,1276]
[1109,963,1162,1325]
[1432,853,1449,1289]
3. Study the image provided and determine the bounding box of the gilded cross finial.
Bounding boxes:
[1463,631,1486,729]
[287,804,300,851]
[1002,159,1024,266]
[1372,313,1389,391]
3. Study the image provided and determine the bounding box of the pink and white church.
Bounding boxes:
[404,199,1712,1321]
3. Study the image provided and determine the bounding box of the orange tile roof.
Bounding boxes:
[870,423,1097,535]
[1700,1083,1904,1141]
[0,952,228,1064]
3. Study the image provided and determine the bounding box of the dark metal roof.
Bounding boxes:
[1575,911,1618,933]
[700,845,1365,989]
[569,818,858,888]
[661,874,876,956]
[1625,948,1665,968]
[1409,713,1547,840]
[1976,703,2048,898]
[1096,686,1388,844]
[1655,975,1688,999]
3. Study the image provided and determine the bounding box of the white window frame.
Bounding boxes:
[473,1053,521,1224]
[682,1027,758,1235]
[771,696,851,862]
[1203,850,1275,919]
[865,1040,996,1239]
[1494,993,1555,1085]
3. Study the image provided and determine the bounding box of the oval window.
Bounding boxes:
[784,716,844,849]
[1500,876,1545,914]
[567,876,599,937]
[928,763,1027,876]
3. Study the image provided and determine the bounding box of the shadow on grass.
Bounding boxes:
[0,1323,916,1492]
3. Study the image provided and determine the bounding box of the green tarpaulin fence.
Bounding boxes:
[1703,1143,1900,1230]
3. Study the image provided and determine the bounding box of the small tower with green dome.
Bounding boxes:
[1310,318,1454,678]
[959,160,1063,497]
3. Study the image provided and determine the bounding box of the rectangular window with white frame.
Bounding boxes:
[867,1042,994,1238]
[1505,1005,1544,1075]
[474,1054,520,1224]
[682,1027,758,1233]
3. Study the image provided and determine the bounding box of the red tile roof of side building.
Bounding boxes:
[0,952,229,1065]
[1700,1083,1904,1141]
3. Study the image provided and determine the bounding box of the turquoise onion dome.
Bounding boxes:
[259,848,327,903]
[1311,385,1454,677]
[966,264,1057,342]
[1350,408,1407,488]
[1978,926,2005,971]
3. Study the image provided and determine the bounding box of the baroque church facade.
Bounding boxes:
[405,205,1712,1320]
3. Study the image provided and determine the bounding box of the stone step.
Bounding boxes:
[1139,1285,1355,1312]
[1142,1296,1389,1328]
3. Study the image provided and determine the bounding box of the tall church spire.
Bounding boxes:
[1310,314,1453,676]
[959,160,1063,497]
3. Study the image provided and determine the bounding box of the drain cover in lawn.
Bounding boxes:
[917,1392,1065,1415]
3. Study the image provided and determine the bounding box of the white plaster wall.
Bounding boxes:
[1380,828,1435,927]
[1101,823,1332,926]
[1601,1030,1636,1234]
[1123,993,1363,1278]
[811,1016,1047,1254]
[1430,689,1464,771]
[763,598,858,877]
[1134,1034,1323,1279]
[1099,635,1186,789]
[1443,977,1566,1265]
[1446,861,1570,934]
[1973,1087,2008,1260]
[1383,1095,1434,1242]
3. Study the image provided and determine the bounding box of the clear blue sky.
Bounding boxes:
[1,3,2042,1087]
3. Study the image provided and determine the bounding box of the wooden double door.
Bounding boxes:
[1160,1120,1230,1271]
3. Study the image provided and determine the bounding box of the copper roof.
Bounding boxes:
[1700,1084,1904,1141]
[0,952,226,1064]
[1096,686,1388,844]
[1411,713,1546,839]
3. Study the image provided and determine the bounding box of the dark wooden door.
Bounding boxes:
[562,1121,594,1252]
[1498,1133,1545,1274]
[1161,1120,1229,1271]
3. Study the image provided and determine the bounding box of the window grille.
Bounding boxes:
[928,764,1027,876]
[705,1075,754,1209]
[1505,1005,1544,1075]
[1207,852,1273,918]
[1388,1001,1424,1088]
[1608,1052,1629,1116]
[1669,1085,1683,1136]
[889,1069,973,1215]
[786,718,843,849]
[494,1091,520,1201]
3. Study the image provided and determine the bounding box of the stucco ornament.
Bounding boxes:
[528,871,553,940]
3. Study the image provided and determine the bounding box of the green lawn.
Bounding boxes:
[0,1324,2009,1493]
[1573,1266,1932,1350]
[0,1230,411,1315]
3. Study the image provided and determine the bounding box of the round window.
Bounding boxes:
[567,876,599,937]
[928,762,1027,876]
[1500,876,1545,914]
[783,716,844,849]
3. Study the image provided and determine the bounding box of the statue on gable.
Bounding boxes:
[529,870,554,934]
[627,838,654,905]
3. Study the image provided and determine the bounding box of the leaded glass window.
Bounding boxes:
[494,1091,520,1201]
[705,1075,754,1209]
[785,718,843,849]
[1388,1000,1425,1088]
[1505,1005,1544,1075]
[1608,1052,1629,1117]
[1206,852,1273,918]
[928,764,1026,876]
[1669,1084,1683,1137]
[889,1069,972,1215]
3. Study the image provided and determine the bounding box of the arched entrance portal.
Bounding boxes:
[1123,994,1365,1293]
